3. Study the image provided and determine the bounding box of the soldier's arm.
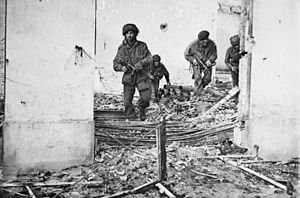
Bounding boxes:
[208,41,218,63]
[113,46,125,71]
[184,42,195,63]
[161,63,170,83]
[224,48,233,69]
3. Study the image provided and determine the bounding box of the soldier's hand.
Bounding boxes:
[167,82,171,85]
[122,66,128,72]
[134,62,143,71]
[231,67,237,72]
[192,59,198,65]
[206,59,212,67]
[240,50,248,56]
[150,75,155,80]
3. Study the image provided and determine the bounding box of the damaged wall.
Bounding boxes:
[95,0,243,93]
[0,0,5,97]
[95,0,218,93]
[240,0,300,161]
[216,10,240,72]
[3,0,95,175]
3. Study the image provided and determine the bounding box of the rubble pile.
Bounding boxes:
[1,144,298,197]
[94,82,238,146]
[94,93,124,111]
[1,82,298,198]
[94,82,236,127]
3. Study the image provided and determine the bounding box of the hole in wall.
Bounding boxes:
[160,23,168,32]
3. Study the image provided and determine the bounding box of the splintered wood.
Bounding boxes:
[96,180,159,198]
[189,87,240,128]
[157,118,167,181]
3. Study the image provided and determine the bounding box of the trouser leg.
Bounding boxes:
[137,79,151,121]
[123,84,136,119]
[193,66,202,93]
[231,70,239,102]
[153,80,159,100]
[202,67,212,88]
[193,66,208,96]
[231,70,239,87]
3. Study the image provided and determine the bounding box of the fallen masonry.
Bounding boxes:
[0,83,299,198]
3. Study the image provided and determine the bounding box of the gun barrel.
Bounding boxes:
[164,84,194,92]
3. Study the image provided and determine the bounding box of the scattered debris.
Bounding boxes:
[155,182,176,198]
[0,82,298,198]
[222,159,288,191]
[190,169,218,179]
[97,180,159,198]
[25,186,37,198]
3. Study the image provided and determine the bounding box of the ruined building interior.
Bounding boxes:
[0,0,299,197]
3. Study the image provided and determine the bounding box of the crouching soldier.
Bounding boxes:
[149,54,171,102]
[113,23,152,121]
[184,30,217,96]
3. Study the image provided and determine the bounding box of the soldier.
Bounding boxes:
[225,35,247,87]
[113,23,152,121]
[184,30,217,95]
[149,54,171,102]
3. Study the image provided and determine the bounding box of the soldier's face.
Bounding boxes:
[199,39,208,48]
[233,44,240,50]
[125,31,136,43]
[154,61,160,67]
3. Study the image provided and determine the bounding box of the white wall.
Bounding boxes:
[6,1,95,121]
[242,0,300,161]
[216,10,240,71]
[0,0,5,96]
[4,0,95,175]
[95,0,219,93]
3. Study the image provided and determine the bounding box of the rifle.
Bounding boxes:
[192,57,216,96]
[119,56,136,75]
[194,56,216,69]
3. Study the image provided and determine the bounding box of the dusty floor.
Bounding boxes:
[0,82,299,197]
[0,144,298,197]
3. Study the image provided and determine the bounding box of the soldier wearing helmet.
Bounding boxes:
[113,23,152,121]
[225,35,247,87]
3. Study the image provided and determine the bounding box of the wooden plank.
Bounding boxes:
[199,154,253,159]
[223,159,287,191]
[189,87,240,128]
[205,87,240,115]
[157,117,167,181]
[190,170,218,179]
[95,180,159,198]
[25,186,37,198]
[0,181,104,188]
[241,160,281,164]
[239,165,287,190]
[155,183,176,198]
[0,188,29,197]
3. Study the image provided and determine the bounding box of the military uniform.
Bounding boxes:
[149,59,170,100]
[225,35,246,87]
[225,46,242,87]
[113,28,152,120]
[184,32,217,94]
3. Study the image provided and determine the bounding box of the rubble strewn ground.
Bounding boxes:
[0,82,299,197]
